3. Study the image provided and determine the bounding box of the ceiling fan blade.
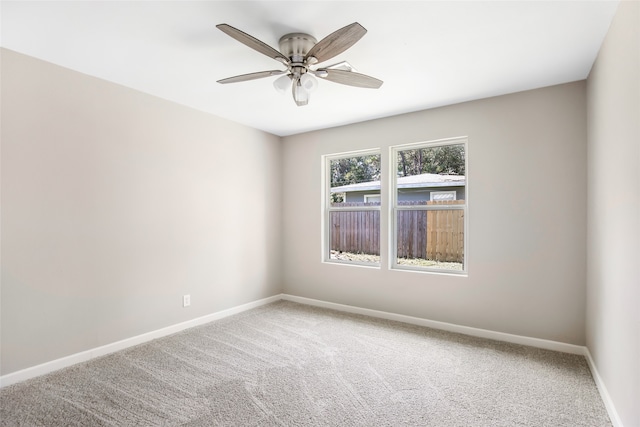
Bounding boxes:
[217,24,289,64]
[217,70,286,84]
[305,22,367,64]
[318,69,383,89]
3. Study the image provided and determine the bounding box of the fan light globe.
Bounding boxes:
[293,81,310,106]
[273,75,291,94]
[300,73,318,92]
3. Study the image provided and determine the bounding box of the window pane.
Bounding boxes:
[330,154,381,205]
[396,144,465,205]
[396,209,464,270]
[330,210,380,264]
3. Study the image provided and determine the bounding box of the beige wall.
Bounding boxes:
[0,49,282,375]
[282,81,588,345]
[586,1,640,426]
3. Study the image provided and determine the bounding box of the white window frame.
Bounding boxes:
[390,137,468,275]
[322,149,381,267]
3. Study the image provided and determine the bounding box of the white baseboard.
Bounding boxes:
[282,295,627,425]
[0,292,624,427]
[583,348,624,427]
[0,294,282,388]
[281,294,585,355]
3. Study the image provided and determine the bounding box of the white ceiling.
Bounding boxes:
[1,1,619,136]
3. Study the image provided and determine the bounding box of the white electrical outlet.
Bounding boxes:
[183,294,191,307]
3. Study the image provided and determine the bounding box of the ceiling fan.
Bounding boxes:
[216,22,383,106]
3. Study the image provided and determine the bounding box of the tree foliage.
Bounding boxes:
[397,145,465,177]
[330,155,381,187]
[330,154,380,203]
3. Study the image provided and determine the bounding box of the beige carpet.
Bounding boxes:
[1,301,611,426]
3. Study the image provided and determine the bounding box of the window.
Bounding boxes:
[364,194,381,203]
[322,138,467,274]
[324,151,381,266]
[430,191,456,202]
[391,138,467,273]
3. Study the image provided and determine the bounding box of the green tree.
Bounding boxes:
[330,155,381,187]
[330,154,381,203]
[397,145,465,177]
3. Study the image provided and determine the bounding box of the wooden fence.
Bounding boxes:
[330,201,464,263]
[329,205,380,257]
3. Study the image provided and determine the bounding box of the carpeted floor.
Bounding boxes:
[1,301,611,426]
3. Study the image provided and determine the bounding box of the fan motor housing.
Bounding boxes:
[279,33,317,62]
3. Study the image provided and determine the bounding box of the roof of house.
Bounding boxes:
[330,173,465,193]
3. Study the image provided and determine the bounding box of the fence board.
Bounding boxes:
[330,201,464,263]
[330,209,381,255]
[426,201,464,262]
